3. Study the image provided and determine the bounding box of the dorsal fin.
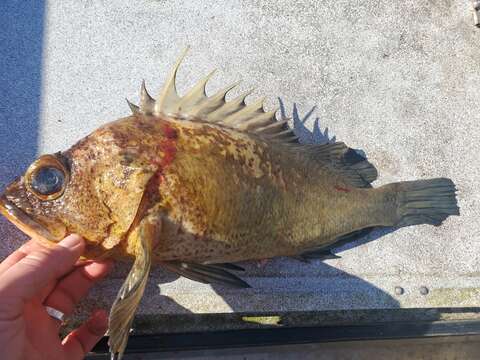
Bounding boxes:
[126,50,378,186]
[302,142,378,187]
[127,49,298,143]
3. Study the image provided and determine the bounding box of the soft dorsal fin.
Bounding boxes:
[127,49,298,143]
[301,142,378,187]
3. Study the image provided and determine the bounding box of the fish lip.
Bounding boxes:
[0,194,59,243]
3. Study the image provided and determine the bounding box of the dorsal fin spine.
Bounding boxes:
[126,98,140,114]
[154,47,189,115]
[177,70,217,112]
[222,96,266,125]
[256,119,290,134]
[191,82,240,120]
[206,89,254,120]
[140,80,155,114]
[238,109,278,131]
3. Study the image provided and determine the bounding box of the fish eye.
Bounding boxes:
[31,167,65,196]
[25,154,69,200]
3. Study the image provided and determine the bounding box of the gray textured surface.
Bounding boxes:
[90,336,480,360]
[1,0,479,331]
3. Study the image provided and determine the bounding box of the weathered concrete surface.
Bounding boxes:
[97,336,480,360]
[1,0,479,332]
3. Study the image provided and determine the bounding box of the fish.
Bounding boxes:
[0,49,460,358]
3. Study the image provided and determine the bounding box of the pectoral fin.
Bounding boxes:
[108,220,156,360]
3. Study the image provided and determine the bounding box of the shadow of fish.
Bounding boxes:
[0,49,459,359]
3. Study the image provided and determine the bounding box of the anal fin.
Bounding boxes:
[294,227,375,262]
[208,262,245,272]
[296,249,341,262]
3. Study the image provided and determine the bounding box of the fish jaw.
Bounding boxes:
[0,194,62,246]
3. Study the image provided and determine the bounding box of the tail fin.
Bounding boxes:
[391,178,459,227]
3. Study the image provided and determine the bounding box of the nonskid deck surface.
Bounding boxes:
[1,0,478,340]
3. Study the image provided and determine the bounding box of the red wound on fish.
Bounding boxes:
[148,123,179,187]
[162,123,178,139]
[155,124,178,163]
[334,186,350,193]
[160,141,177,168]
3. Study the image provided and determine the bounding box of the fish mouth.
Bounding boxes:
[0,195,60,243]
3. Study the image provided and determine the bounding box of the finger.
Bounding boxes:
[0,247,28,276]
[0,234,84,315]
[39,261,106,303]
[38,280,57,303]
[62,309,108,359]
[16,238,49,253]
[44,260,113,317]
[0,241,58,301]
[0,239,44,276]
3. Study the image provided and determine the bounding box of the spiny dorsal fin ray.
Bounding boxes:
[126,99,140,114]
[255,119,290,134]
[237,109,279,131]
[176,70,216,113]
[222,97,266,125]
[205,89,254,121]
[154,47,188,115]
[190,82,240,120]
[140,80,155,114]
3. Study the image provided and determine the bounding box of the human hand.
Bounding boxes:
[0,234,113,360]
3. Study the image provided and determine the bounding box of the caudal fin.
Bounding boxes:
[391,178,459,227]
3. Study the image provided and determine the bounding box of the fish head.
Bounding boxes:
[0,116,157,258]
[0,153,71,246]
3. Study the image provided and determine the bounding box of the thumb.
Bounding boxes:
[0,234,85,307]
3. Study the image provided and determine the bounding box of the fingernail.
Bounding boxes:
[88,309,109,335]
[58,234,84,249]
[18,242,31,253]
[84,261,113,279]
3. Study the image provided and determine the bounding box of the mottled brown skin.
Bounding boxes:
[1,115,397,264]
[151,117,395,263]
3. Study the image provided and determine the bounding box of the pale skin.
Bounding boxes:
[0,234,113,360]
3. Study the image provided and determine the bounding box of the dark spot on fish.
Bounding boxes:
[122,167,135,182]
[119,151,136,166]
[142,172,162,207]
[335,186,350,193]
[136,121,155,132]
